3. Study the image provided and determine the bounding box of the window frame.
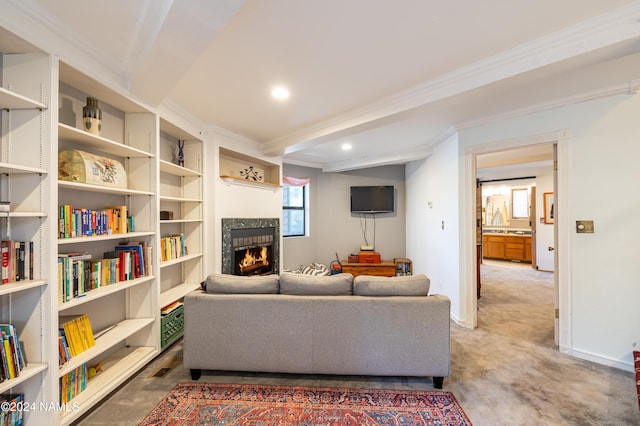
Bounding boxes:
[282,184,307,237]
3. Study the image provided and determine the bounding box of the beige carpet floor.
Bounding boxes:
[77,261,640,425]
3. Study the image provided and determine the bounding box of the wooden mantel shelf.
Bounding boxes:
[220,175,282,190]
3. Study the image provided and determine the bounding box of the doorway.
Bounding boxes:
[476,145,556,345]
[464,131,567,347]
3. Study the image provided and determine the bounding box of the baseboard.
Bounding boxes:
[560,346,634,373]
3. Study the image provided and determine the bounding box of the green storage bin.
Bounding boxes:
[161,304,184,348]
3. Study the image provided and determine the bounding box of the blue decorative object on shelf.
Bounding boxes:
[178,140,185,167]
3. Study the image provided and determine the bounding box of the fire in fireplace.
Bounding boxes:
[236,245,271,275]
[222,218,280,276]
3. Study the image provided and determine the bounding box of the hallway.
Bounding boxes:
[478,260,555,347]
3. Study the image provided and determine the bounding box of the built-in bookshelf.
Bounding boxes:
[158,120,203,348]
[56,62,158,425]
[0,52,55,425]
[2,32,206,425]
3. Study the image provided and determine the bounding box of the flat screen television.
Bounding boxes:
[350,185,394,213]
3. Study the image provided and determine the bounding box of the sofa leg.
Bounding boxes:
[190,369,202,380]
[433,376,444,389]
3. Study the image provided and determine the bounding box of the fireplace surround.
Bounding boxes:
[222,218,280,275]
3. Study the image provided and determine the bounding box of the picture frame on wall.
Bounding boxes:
[544,192,554,224]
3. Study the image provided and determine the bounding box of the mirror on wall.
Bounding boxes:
[482,184,532,228]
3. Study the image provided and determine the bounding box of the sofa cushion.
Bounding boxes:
[280,272,353,295]
[204,273,279,294]
[353,274,430,296]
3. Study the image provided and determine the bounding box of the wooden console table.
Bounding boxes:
[341,261,396,277]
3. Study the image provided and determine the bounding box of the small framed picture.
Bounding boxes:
[544,192,554,224]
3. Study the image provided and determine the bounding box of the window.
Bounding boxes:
[511,188,529,219]
[282,184,307,237]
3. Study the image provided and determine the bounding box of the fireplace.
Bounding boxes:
[222,218,280,275]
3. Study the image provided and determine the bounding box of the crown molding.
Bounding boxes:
[456,79,640,130]
[262,1,640,156]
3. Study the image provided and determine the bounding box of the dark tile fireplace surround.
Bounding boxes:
[221,218,280,275]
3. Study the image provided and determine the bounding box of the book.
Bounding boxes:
[58,252,91,302]
[115,243,145,277]
[0,325,25,383]
[59,315,95,356]
[1,241,8,284]
[161,301,183,315]
[0,393,24,425]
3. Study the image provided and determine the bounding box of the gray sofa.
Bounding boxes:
[183,272,451,388]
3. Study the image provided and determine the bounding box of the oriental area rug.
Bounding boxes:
[139,382,472,426]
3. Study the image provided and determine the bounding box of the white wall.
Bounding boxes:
[535,171,555,271]
[406,132,461,320]
[459,93,640,371]
[282,164,406,270]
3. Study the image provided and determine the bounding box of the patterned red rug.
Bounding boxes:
[635,350,640,411]
[139,382,472,425]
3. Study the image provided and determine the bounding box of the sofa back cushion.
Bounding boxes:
[204,273,279,294]
[280,272,353,295]
[353,274,430,296]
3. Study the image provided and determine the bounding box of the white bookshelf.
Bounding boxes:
[0,52,56,426]
[58,231,155,246]
[0,86,47,110]
[158,120,203,349]
[2,32,206,424]
[59,346,156,426]
[56,60,159,422]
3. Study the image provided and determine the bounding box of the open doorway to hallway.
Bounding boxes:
[475,144,557,346]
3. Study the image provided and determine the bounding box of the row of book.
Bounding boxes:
[58,204,134,239]
[0,324,26,383]
[58,241,152,303]
[0,393,24,426]
[160,233,187,262]
[1,240,34,284]
[58,314,95,365]
[59,363,87,403]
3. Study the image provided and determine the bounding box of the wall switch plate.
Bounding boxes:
[576,220,594,233]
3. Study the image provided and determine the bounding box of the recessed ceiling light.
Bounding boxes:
[271,86,290,100]
[341,142,352,151]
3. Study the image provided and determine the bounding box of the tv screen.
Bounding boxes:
[350,186,394,213]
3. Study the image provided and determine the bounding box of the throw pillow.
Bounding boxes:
[301,262,330,276]
[279,272,353,295]
[204,273,279,294]
[353,274,430,296]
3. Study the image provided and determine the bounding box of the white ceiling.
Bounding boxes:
[2,0,640,176]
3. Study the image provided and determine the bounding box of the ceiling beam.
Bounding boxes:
[262,2,640,157]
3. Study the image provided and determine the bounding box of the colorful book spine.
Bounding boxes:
[0,324,26,381]
[0,240,35,284]
[58,204,135,239]
[59,363,87,403]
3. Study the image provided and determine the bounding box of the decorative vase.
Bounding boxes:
[82,97,102,135]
